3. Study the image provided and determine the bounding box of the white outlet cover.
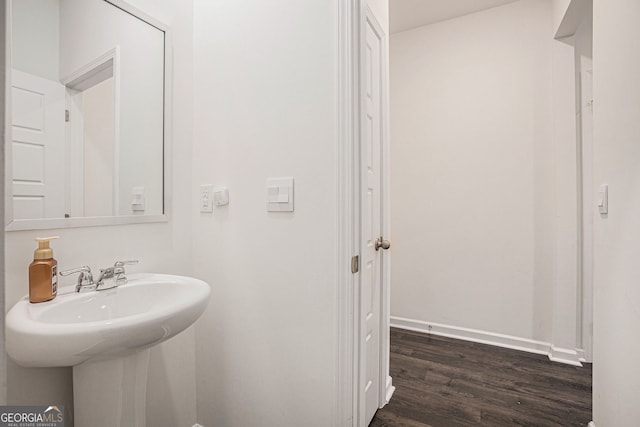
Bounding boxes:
[200,184,213,213]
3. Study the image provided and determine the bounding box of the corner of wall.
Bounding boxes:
[552,0,572,35]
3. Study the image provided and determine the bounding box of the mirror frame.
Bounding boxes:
[4,0,172,231]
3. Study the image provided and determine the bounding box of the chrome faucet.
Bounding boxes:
[96,260,139,290]
[60,260,138,293]
[60,266,96,293]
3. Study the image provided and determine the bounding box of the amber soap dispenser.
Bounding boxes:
[29,236,59,303]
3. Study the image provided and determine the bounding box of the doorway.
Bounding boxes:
[358,8,391,425]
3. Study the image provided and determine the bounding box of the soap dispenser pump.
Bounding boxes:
[29,236,59,303]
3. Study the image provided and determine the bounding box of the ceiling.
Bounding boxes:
[390,0,521,34]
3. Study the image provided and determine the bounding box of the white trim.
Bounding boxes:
[392,317,550,355]
[192,424,204,427]
[162,20,174,224]
[588,422,596,427]
[335,0,358,425]
[0,0,8,405]
[355,0,366,422]
[391,317,584,367]
[66,88,84,217]
[5,214,168,231]
[3,0,12,231]
[579,56,594,363]
[112,46,121,215]
[384,376,395,405]
[61,47,119,89]
[104,0,169,32]
[549,345,583,367]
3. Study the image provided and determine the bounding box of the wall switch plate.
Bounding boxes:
[597,184,608,214]
[200,184,214,213]
[266,177,294,212]
[131,187,145,212]
[213,187,229,206]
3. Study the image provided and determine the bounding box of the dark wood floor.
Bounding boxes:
[371,328,592,427]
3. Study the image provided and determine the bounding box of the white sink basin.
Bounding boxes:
[6,273,210,367]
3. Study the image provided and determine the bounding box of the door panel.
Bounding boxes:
[11,70,66,220]
[362,18,383,425]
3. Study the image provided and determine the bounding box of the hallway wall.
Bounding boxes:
[390,0,567,345]
[592,0,640,423]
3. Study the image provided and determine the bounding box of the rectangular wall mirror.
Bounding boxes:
[5,0,170,231]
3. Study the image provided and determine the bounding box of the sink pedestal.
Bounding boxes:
[73,349,150,427]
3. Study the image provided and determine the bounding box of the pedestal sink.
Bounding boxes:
[6,273,210,427]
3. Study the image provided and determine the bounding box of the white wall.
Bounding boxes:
[592,0,640,424]
[3,0,195,425]
[11,0,59,81]
[390,0,560,341]
[83,78,115,217]
[192,0,338,425]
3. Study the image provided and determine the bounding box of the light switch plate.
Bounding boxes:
[597,184,608,214]
[266,177,294,212]
[131,187,145,212]
[213,187,229,206]
[200,184,213,213]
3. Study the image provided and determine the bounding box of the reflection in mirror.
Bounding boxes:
[7,0,166,228]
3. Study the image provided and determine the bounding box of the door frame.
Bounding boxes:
[335,1,393,425]
[62,46,121,218]
[0,0,8,405]
[578,55,593,363]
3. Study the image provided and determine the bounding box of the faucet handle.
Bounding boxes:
[113,260,138,274]
[111,260,138,286]
[114,260,139,268]
[60,265,93,280]
[60,266,95,292]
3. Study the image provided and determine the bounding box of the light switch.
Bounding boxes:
[200,184,213,213]
[266,177,294,212]
[213,187,229,206]
[597,184,608,214]
[267,187,289,203]
[131,187,145,212]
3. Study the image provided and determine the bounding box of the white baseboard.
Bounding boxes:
[384,375,395,404]
[193,424,204,427]
[390,316,583,367]
[549,345,583,367]
[588,422,596,427]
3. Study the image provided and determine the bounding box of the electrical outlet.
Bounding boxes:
[200,184,213,213]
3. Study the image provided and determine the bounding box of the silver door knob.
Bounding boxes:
[375,237,391,251]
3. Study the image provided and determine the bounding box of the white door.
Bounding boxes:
[362,15,385,425]
[11,70,66,219]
